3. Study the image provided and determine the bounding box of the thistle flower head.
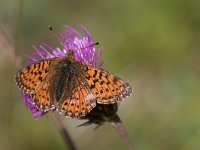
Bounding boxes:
[79,103,119,127]
[28,25,102,66]
[23,25,102,119]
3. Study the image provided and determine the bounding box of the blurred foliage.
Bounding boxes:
[0,0,200,150]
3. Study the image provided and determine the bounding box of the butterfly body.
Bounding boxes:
[48,58,81,103]
[15,51,132,118]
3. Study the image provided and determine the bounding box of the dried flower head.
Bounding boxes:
[79,103,120,128]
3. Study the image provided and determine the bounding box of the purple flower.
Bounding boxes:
[22,94,47,120]
[28,25,102,65]
[23,25,102,119]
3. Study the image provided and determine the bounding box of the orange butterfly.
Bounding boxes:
[15,50,132,118]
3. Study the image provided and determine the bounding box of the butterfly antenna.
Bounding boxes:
[78,42,100,51]
[93,42,100,46]
[48,25,53,31]
[71,42,100,55]
[90,42,100,47]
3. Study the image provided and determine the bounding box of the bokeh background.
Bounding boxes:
[0,0,200,150]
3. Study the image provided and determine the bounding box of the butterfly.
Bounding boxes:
[15,50,132,118]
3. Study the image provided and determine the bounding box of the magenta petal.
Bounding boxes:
[22,93,47,119]
[28,25,103,66]
[79,25,93,42]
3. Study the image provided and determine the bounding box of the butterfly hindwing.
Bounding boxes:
[84,65,132,104]
[30,81,55,111]
[58,75,96,118]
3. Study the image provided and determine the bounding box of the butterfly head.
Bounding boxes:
[66,50,75,61]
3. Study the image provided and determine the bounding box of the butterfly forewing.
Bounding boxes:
[15,58,60,111]
[30,81,55,111]
[84,65,132,104]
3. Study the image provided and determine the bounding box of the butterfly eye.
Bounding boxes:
[70,69,76,74]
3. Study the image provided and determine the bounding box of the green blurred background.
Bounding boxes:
[0,0,200,149]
